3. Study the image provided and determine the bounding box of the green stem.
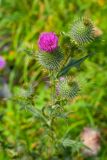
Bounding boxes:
[49,70,58,145]
[50,70,56,105]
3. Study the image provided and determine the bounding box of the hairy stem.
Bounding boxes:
[50,71,56,105]
[49,70,58,146]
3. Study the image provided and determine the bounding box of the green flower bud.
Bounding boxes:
[70,17,94,45]
[57,77,80,99]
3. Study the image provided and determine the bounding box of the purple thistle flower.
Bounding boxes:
[80,127,100,156]
[38,32,58,53]
[0,56,6,70]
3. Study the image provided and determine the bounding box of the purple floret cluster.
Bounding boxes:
[38,32,58,53]
[0,56,6,69]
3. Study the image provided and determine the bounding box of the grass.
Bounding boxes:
[0,0,107,159]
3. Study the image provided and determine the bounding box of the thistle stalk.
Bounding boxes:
[50,71,56,105]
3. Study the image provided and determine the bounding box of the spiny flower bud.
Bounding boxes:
[38,32,58,53]
[70,17,94,45]
[57,77,79,99]
[0,56,6,70]
[80,127,101,156]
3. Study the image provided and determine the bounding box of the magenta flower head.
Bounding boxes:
[0,56,6,70]
[38,32,58,53]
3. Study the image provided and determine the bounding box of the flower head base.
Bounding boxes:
[0,56,6,70]
[38,32,58,53]
[37,48,63,70]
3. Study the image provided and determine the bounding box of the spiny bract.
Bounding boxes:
[70,17,94,45]
[57,77,80,99]
[37,48,63,70]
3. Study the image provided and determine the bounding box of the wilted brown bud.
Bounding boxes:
[93,26,103,38]
[80,127,101,156]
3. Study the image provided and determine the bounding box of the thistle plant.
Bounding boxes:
[14,17,100,157]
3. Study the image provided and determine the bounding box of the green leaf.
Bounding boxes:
[23,48,36,58]
[57,53,94,77]
[62,138,84,152]
[62,138,82,147]
[55,111,75,119]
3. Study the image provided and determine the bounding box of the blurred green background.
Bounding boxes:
[0,0,107,159]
